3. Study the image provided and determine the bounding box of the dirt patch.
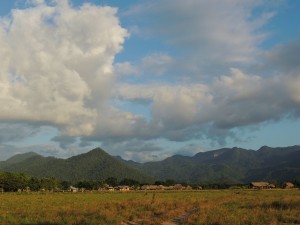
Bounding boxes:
[122,207,200,225]
[162,208,199,225]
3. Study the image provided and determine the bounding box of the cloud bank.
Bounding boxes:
[0,0,299,161]
[126,0,275,65]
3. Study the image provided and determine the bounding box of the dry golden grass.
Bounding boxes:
[0,189,299,225]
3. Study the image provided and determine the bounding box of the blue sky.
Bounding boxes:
[0,0,299,162]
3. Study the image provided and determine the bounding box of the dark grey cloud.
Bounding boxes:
[0,123,42,143]
[265,40,300,73]
[51,136,77,149]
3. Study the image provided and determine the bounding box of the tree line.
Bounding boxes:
[0,172,143,192]
[0,172,60,192]
[1,171,299,192]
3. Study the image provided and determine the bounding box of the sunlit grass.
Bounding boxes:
[0,189,299,225]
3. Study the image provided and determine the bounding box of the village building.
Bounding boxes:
[185,185,193,190]
[163,186,174,190]
[250,182,275,189]
[116,186,130,191]
[269,184,276,189]
[106,186,115,191]
[282,182,294,189]
[141,185,164,190]
[141,184,190,191]
[69,186,78,192]
[173,184,183,190]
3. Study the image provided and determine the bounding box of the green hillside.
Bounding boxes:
[0,152,40,169]
[0,148,153,183]
[1,146,299,184]
[121,146,300,183]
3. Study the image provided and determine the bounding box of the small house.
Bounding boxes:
[173,184,183,190]
[185,185,193,190]
[283,182,294,189]
[106,186,115,191]
[269,184,276,189]
[69,186,78,192]
[164,186,174,190]
[117,186,130,191]
[141,185,163,190]
[250,182,273,189]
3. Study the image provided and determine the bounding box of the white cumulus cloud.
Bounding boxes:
[0,1,128,136]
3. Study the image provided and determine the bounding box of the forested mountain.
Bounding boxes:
[0,148,153,183]
[0,152,39,169]
[119,146,300,183]
[1,146,299,184]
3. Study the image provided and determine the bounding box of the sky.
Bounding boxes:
[0,0,300,162]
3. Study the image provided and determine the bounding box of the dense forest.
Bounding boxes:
[0,172,60,192]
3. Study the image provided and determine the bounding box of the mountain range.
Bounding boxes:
[0,148,152,183]
[1,146,299,184]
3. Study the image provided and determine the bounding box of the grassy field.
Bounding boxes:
[0,189,299,225]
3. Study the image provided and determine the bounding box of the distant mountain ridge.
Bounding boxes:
[1,146,299,183]
[1,152,39,165]
[118,145,300,183]
[0,148,153,183]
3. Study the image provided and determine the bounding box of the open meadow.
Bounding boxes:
[0,189,299,225]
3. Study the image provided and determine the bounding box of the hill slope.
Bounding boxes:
[120,146,300,183]
[0,152,40,169]
[0,148,153,183]
[1,146,299,184]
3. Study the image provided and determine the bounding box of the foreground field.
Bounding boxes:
[0,189,299,225]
